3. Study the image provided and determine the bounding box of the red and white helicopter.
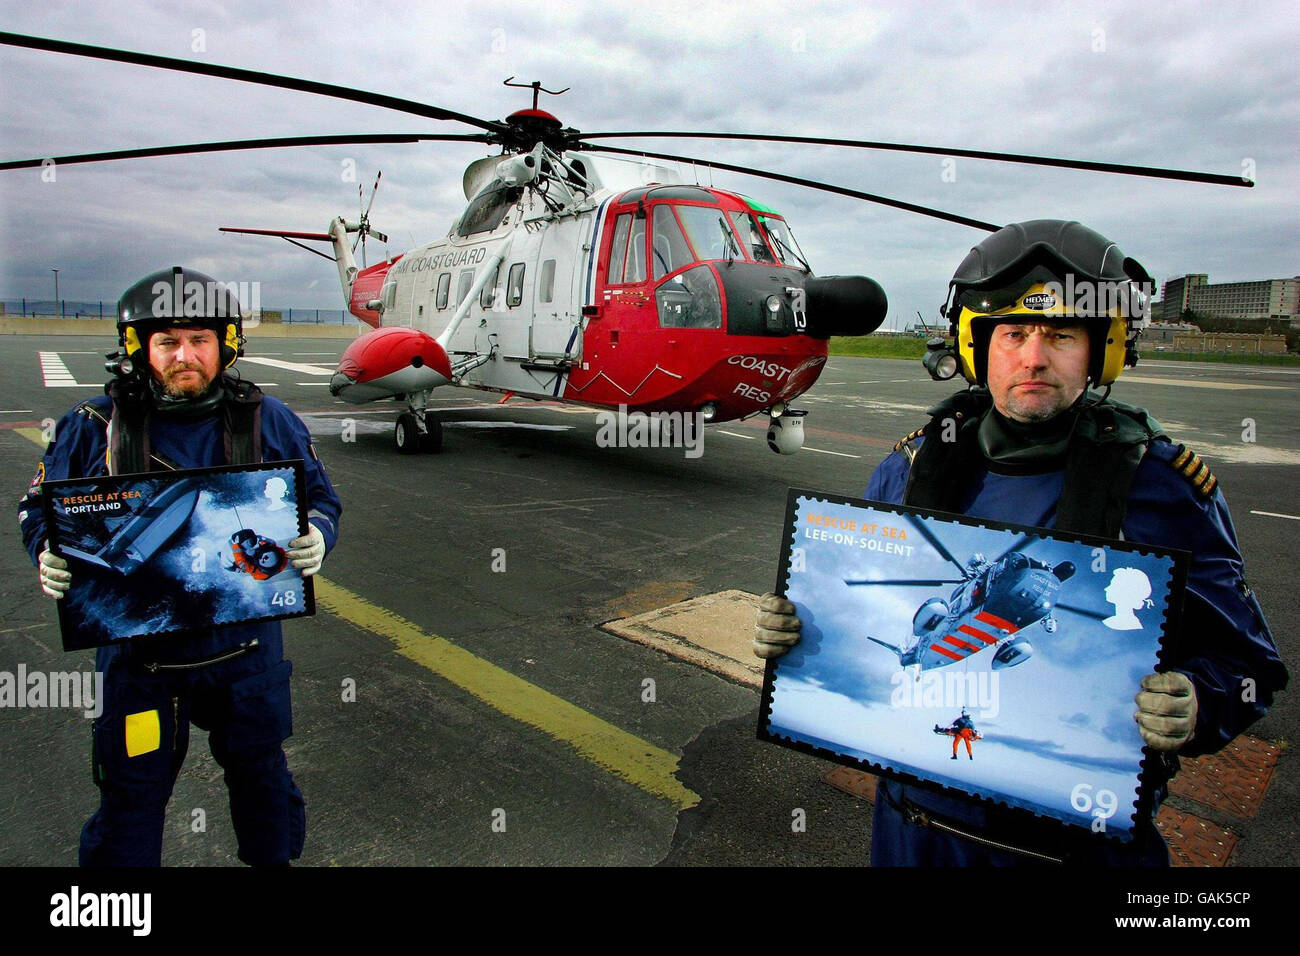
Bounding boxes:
[0,33,1250,455]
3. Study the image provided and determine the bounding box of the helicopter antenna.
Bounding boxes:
[503,77,569,110]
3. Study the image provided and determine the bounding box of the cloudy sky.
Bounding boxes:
[2,1,1296,326]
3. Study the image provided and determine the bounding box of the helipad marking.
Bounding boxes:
[1250,510,1300,521]
[804,446,861,459]
[313,578,700,810]
[38,351,94,387]
[239,356,334,376]
[1122,376,1284,390]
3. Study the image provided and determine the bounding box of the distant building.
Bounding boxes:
[1171,332,1288,355]
[1155,273,1300,324]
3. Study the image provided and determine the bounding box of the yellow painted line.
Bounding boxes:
[314,577,700,810]
[14,424,699,808]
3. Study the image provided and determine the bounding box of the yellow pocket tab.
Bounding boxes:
[124,710,161,757]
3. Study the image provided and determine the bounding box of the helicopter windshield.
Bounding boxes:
[457,182,522,237]
[758,216,810,271]
[675,204,744,262]
[727,211,777,263]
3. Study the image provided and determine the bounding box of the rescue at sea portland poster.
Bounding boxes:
[42,461,312,649]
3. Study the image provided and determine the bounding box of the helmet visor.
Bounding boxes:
[955,265,1139,320]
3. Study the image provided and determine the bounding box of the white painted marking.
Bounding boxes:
[0,410,34,414]
[38,351,93,387]
[239,356,334,376]
[1250,510,1300,521]
[1122,376,1285,390]
[446,422,573,432]
[716,430,757,440]
[296,382,333,386]
[804,446,861,459]
[291,352,342,356]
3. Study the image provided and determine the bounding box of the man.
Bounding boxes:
[754,220,1287,865]
[18,266,342,867]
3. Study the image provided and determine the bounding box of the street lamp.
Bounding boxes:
[51,269,60,315]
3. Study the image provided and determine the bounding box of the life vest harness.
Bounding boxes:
[79,376,266,671]
[900,389,1165,539]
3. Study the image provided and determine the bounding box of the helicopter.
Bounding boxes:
[0,32,1251,456]
[846,515,1104,674]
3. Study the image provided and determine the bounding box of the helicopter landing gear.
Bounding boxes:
[394,413,420,454]
[394,392,442,454]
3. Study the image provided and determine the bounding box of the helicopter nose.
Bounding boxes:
[801,275,888,337]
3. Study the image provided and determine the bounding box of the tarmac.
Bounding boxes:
[0,332,1294,869]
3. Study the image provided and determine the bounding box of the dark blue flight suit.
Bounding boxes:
[864,400,1286,866]
[18,386,341,866]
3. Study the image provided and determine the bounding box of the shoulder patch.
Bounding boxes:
[1168,443,1218,497]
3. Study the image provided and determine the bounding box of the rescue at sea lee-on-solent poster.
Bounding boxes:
[760,489,1186,841]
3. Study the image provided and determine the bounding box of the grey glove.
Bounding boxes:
[287,526,326,577]
[38,543,71,599]
[753,592,801,660]
[1134,671,1198,751]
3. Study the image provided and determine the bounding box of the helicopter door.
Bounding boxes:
[530,214,586,360]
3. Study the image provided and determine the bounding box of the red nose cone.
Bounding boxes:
[337,326,452,383]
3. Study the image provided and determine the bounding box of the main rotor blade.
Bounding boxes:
[579,131,1252,189]
[584,143,1001,231]
[0,133,490,171]
[994,534,1036,564]
[905,515,969,576]
[0,32,504,133]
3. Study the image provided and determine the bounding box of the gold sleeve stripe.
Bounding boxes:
[893,427,925,452]
[1168,444,1218,497]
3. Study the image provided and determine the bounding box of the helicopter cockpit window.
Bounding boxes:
[728,211,776,263]
[457,182,522,237]
[676,204,743,263]
[436,273,451,311]
[608,214,631,285]
[456,269,475,306]
[656,264,722,329]
[652,205,694,280]
[507,263,526,307]
[758,216,810,271]
[480,263,501,310]
[625,217,647,283]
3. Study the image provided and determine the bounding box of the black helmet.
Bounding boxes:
[115,266,243,376]
[943,220,1152,386]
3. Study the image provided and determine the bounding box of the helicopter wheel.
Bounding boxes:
[420,414,443,453]
[394,413,421,455]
